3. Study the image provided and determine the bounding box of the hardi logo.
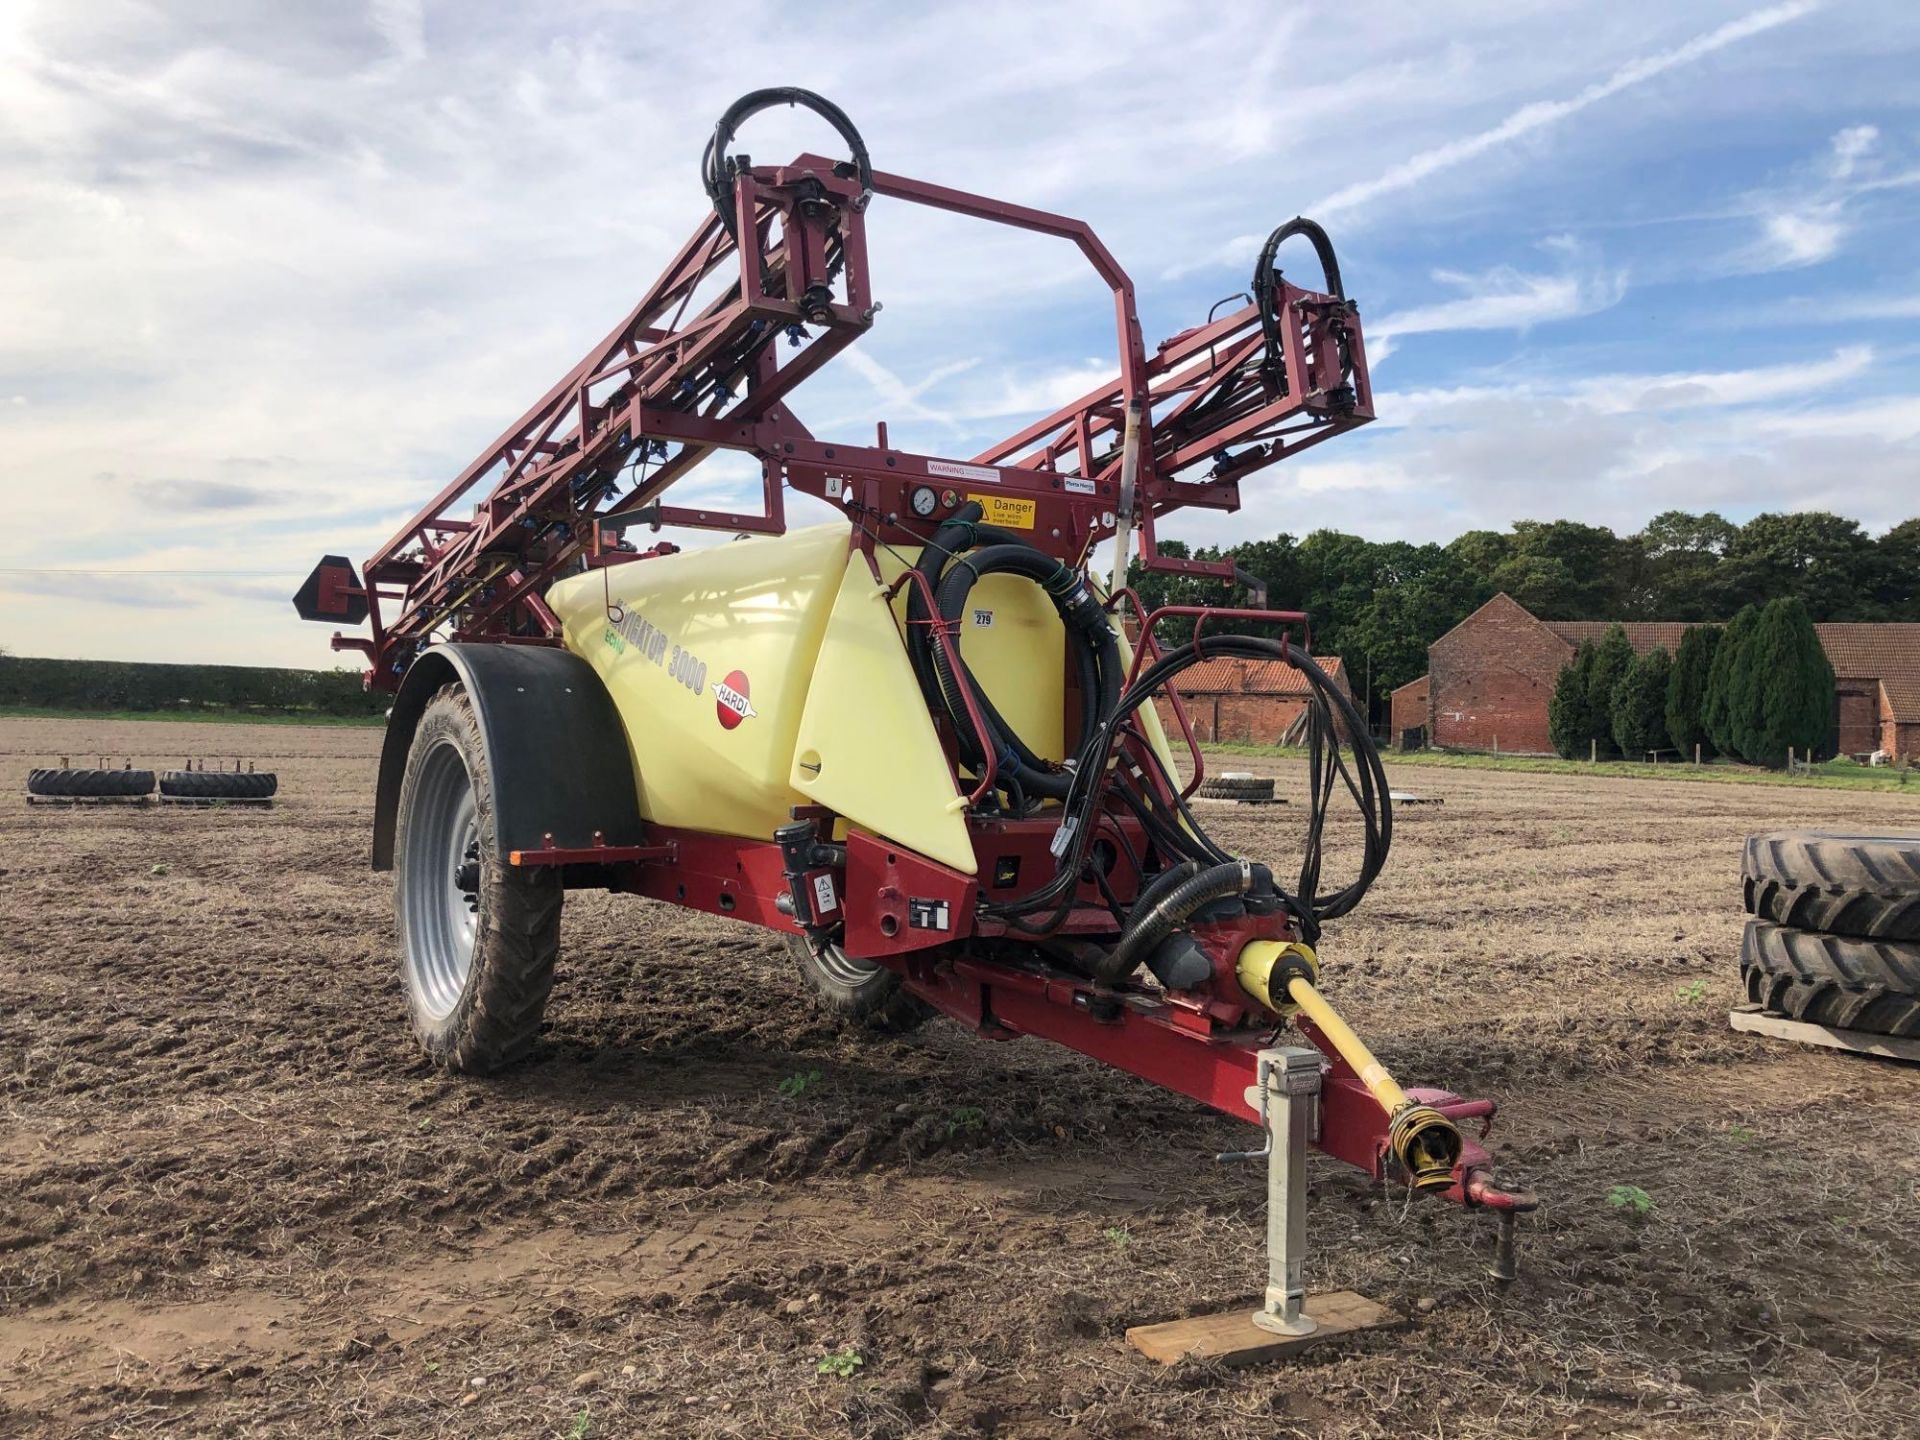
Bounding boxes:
[714,670,757,730]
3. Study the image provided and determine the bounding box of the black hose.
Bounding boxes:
[1252,216,1348,393]
[1117,636,1391,929]
[703,88,875,243]
[1095,860,1255,984]
[927,541,1121,805]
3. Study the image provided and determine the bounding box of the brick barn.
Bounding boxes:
[1155,654,1350,745]
[1389,674,1429,749]
[1410,594,1920,759]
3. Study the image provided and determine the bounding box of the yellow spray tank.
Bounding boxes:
[545,523,1173,876]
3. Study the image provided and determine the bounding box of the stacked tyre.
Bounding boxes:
[1740,830,1920,1037]
[27,767,154,798]
[159,770,278,801]
[1195,772,1277,804]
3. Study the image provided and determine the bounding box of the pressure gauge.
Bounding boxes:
[909,485,939,518]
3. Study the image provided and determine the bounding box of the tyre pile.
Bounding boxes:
[1193,772,1279,804]
[24,765,278,805]
[1741,830,1920,1038]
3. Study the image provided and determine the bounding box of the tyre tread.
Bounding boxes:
[1740,919,1920,1038]
[1741,830,1920,942]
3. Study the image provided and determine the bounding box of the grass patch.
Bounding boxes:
[0,706,384,728]
[1204,742,1918,792]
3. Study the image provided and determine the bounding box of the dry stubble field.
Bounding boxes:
[3,715,1919,1439]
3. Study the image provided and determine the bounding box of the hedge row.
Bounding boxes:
[0,655,384,717]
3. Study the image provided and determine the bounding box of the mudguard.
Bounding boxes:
[370,643,644,870]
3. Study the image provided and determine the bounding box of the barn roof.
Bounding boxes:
[1544,620,1694,654]
[1815,623,1920,722]
[1500,595,1920,725]
[1174,654,1346,697]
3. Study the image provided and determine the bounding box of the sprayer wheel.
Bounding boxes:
[784,935,932,1034]
[1742,830,1920,942]
[395,685,562,1072]
[1740,919,1920,1037]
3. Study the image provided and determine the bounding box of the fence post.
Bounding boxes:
[1694,743,1701,767]
[1590,738,1597,764]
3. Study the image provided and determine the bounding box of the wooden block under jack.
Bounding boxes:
[1126,1290,1401,1366]
[1728,1004,1920,1064]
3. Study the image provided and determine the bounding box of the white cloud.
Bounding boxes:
[1308,2,1823,220]
[1758,207,1846,267]
[1827,124,1879,179]
[1372,263,1627,345]
[0,0,1910,667]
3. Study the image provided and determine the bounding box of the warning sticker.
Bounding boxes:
[971,493,1036,530]
[908,898,952,932]
[811,873,838,915]
[928,459,999,484]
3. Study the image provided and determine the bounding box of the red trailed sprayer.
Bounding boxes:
[297,89,1534,1351]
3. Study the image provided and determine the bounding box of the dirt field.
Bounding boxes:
[4,716,1919,1439]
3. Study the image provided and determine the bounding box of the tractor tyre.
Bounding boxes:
[1742,830,1920,942]
[394,685,562,1073]
[784,934,933,1034]
[26,767,154,797]
[1196,774,1276,803]
[1740,919,1920,1037]
[158,770,279,800]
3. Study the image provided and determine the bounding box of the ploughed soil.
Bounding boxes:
[3,716,1919,1438]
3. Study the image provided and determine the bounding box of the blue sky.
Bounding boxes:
[2,0,1917,666]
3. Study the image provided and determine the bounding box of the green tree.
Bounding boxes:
[1723,512,1879,618]
[1703,604,1760,759]
[1735,597,1836,766]
[1585,624,1635,758]
[1637,510,1737,619]
[1500,520,1636,618]
[1548,640,1597,759]
[1665,625,1722,759]
[1875,518,1920,619]
[1446,528,1513,589]
[1611,646,1673,757]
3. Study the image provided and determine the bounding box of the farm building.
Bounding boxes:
[1407,593,1920,758]
[1389,674,1429,749]
[1153,653,1350,745]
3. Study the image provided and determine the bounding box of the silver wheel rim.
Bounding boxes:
[813,939,884,987]
[401,739,481,1022]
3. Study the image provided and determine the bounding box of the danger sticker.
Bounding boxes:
[970,493,1036,530]
[928,459,999,484]
[714,670,757,729]
[811,873,838,915]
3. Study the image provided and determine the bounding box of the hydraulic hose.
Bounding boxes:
[703,88,875,243]
[1116,635,1390,927]
[927,539,1122,805]
[1252,216,1351,396]
[1095,859,1258,984]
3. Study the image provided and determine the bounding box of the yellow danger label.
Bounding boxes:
[971,493,1036,530]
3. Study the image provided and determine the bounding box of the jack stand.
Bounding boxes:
[1126,1047,1400,1366]
[1249,1046,1321,1337]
